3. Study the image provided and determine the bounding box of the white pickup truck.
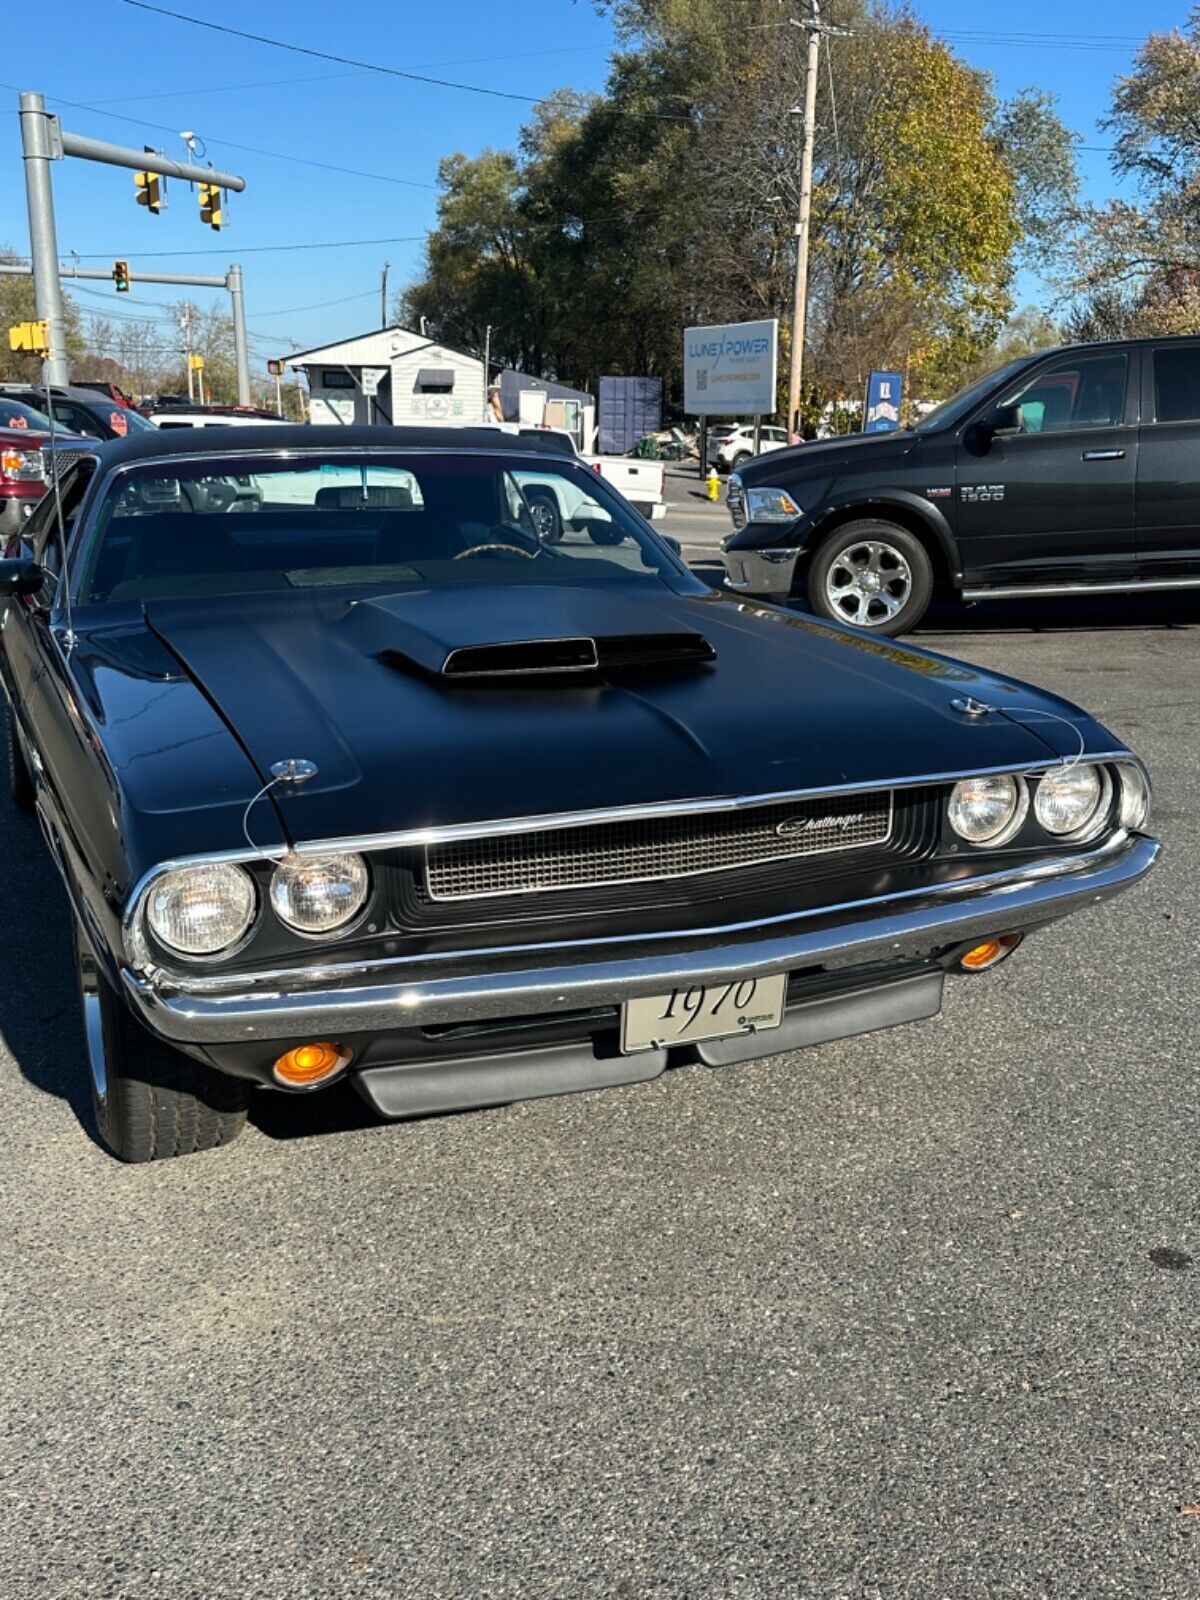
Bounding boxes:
[499,426,667,526]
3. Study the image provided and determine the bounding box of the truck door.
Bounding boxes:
[1135,341,1200,573]
[955,347,1137,588]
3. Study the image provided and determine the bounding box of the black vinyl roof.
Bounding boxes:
[85,423,568,467]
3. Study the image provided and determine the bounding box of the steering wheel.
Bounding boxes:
[452,541,539,561]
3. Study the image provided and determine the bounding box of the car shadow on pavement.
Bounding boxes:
[0,806,99,1140]
[916,590,1200,637]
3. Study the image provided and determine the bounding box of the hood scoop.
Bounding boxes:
[433,631,716,679]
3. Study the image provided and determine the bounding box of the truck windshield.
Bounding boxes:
[76,451,681,604]
[914,356,1037,433]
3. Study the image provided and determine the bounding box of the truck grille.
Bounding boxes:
[726,478,746,529]
[425,791,893,902]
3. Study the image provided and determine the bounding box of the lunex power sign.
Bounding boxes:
[684,319,779,416]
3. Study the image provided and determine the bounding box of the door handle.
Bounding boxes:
[1082,449,1125,460]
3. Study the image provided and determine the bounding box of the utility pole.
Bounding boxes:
[180,307,194,402]
[226,262,250,404]
[787,5,821,442]
[381,262,390,329]
[482,323,492,422]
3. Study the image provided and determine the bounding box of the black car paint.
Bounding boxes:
[726,336,1200,595]
[0,426,1150,1108]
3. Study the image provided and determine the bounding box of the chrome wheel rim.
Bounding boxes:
[825,540,913,627]
[528,499,559,541]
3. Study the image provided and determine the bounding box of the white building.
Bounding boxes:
[291,326,489,428]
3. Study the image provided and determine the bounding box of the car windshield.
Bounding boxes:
[0,397,54,430]
[109,405,156,433]
[76,451,682,605]
[913,356,1037,433]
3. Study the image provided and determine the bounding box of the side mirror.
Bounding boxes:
[988,403,1024,438]
[0,558,48,597]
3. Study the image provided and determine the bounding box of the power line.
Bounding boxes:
[78,42,613,109]
[120,0,543,104]
[66,234,429,259]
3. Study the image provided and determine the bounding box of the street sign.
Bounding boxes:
[684,319,778,416]
[863,369,903,433]
[188,353,205,371]
[361,366,387,398]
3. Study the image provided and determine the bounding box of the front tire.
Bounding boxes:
[806,521,933,636]
[6,706,34,813]
[75,924,248,1163]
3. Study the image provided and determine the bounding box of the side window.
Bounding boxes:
[51,401,105,440]
[1152,347,1200,423]
[1002,353,1129,434]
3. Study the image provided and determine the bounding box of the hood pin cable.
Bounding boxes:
[241,758,319,859]
[949,699,1086,770]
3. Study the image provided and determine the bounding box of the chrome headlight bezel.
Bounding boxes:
[743,485,804,524]
[1033,762,1112,843]
[144,862,258,960]
[947,773,1029,847]
[1115,759,1152,832]
[269,852,370,938]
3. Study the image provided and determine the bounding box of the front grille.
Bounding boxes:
[726,481,747,529]
[425,791,893,902]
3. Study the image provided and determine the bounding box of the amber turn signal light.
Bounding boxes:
[959,934,1022,973]
[272,1041,353,1086]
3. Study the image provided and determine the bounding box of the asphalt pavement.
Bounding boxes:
[0,562,1196,1598]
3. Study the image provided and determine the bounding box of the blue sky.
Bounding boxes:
[0,0,1186,370]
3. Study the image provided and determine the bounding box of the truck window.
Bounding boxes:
[1000,353,1128,434]
[1152,346,1200,423]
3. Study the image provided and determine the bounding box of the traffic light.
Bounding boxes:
[135,169,162,213]
[112,259,131,293]
[198,181,223,230]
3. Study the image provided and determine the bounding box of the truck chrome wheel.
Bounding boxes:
[824,539,913,627]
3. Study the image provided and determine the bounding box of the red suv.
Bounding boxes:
[0,396,85,537]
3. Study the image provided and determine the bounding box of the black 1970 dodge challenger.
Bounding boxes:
[0,426,1158,1162]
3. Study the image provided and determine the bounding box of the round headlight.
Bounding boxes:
[948,773,1024,845]
[1034,763,1107,837]
[269,852,369,935]
[146,863,256,956]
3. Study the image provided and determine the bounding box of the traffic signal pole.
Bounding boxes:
[16,90,247,394]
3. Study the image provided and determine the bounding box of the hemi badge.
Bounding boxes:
[926,486,952,499]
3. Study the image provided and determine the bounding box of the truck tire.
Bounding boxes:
[6,706,34,814]
[524,488,563,543]
[806,520,933,636]
[75,923,248,1163]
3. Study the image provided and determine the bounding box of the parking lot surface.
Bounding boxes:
[1,593,1196,1599]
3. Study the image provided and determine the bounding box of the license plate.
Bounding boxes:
[621,974,787,1053]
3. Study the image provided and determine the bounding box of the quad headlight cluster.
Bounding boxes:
[947,761,1148,849]
[145,851,370,958]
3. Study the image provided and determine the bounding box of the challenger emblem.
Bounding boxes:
[776,812,865,837]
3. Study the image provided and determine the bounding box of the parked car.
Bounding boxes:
[0,384,158,444]
[0,425,1157,1162]
[0,397,88,536]
[715,424,789,472]
[144,404,288,429]
[723,335,1200,633]
[487,423,667,523]
[72,380,134,407]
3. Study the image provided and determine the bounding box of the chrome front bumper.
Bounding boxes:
[121,832,1158,1046]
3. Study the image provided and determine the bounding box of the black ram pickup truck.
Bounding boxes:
[723,336,1200,633]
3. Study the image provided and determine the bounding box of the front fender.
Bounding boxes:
[807,490,961,584]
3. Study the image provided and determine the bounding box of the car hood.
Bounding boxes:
[736,430,919,485]
[141,583,1102,846]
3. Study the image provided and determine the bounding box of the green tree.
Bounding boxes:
[0,248,86,383]
[1065,10,1200,334]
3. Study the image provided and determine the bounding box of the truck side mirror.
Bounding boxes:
[988,403,1024,438]
[0,558,48,597]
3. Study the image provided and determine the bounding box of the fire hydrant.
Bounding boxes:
[706,468,720,502]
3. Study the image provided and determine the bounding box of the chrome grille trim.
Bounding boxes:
[425,791,894,902]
